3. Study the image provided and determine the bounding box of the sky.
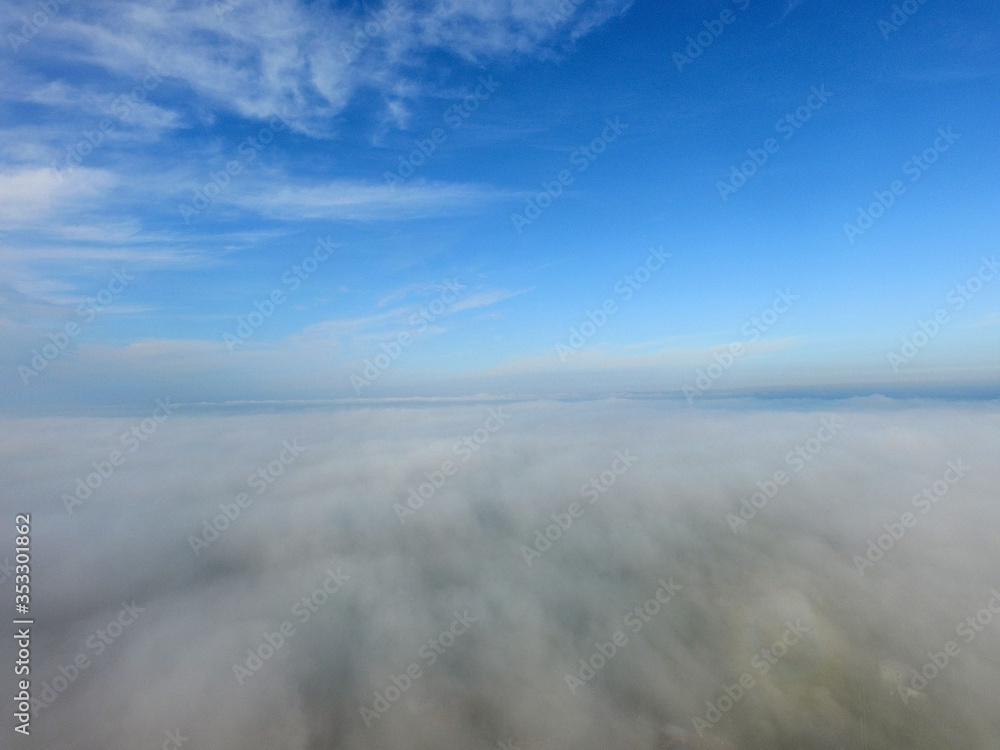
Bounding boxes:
[1,0,999,412]
[3,5,1000,746]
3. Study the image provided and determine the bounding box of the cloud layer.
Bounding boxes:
[1,398,999,748]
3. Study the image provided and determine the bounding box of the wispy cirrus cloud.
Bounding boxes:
[299,285,518,343]
[447,288,528,314]
[232,180,515,221]
[0,244,212,267]
[2,0,632,135]
[19,78,185,133]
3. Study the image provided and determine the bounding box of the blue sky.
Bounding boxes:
[1,0,998,411]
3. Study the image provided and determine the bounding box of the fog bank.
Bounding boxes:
[1,398,998,749]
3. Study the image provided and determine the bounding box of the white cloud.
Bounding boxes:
[569,0,636,42]
[233,179,514,221]
[3,401,1000,748]
[447,288,526,313]
[0,244,211,267]
[300,286,519,342]
[0,166,115,227]
[2,0,632,133]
